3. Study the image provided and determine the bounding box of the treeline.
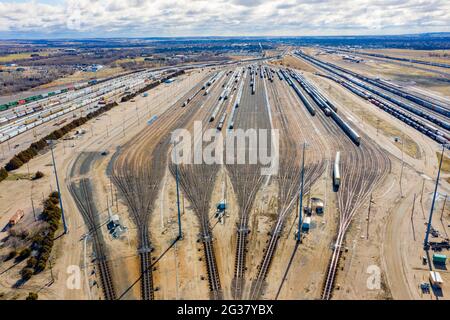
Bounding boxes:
[20,192,61,281]
[0,101,118,183]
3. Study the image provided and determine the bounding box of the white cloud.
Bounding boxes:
[0,0,448,37]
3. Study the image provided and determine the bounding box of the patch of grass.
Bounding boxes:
[5,173,32,180]
[271,55,317,72]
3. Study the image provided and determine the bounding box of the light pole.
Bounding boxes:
[424,144,447,249]
[297,142,307,243]
[173,142,182,240]
[47,140,68,234]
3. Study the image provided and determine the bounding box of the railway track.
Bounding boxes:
[168,69,238,300]
[227,67,271,299]
[171,149,223,299]
[69,178,117,300]
[278,60,391,299]
[248,72,327,299]
[112,72,214,300]
[301,85,391,300]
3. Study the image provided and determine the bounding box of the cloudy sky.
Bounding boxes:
[0,0,449,38]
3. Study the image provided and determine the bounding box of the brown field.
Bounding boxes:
[365,48,450,64]
[39,67,125,88]
[0,50,55,63]
[270,55,317,72]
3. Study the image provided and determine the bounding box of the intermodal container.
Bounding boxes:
[433,254,447,265]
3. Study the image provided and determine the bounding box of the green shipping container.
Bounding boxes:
[433,254,447,265]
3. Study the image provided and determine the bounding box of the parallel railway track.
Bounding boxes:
[112,72,214,300]
[301,83,391,300]
[249,73,327,299]
[228,67,270,300]
[69,178,117,300]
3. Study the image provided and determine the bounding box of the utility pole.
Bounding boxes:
[420,179,425,203]
[411,194,416,241]
[441,194,447,221]
[399,135,405,198]
[297,142,306,243]
[424,144,446,249]
[48,140,68,235]
[367,194,373,240]
[31,195,36,221]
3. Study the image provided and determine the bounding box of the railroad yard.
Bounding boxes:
[0,44,449,301]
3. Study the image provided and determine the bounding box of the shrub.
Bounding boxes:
[21,268,33,281]
[5,156,23,171]
[18,247,31,260]
[6,250,17,261]
[33,171,44,180]
[49,191,60,201]
[26,292,38,300]
[26,257,37,268]
[35,261,47,273]
[0,167,8,182]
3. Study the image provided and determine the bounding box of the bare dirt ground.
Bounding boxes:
[270,55,317,73]
[364,49,450,65]
[39,67,125,89]
[294,63,449,300]
[0,69,209,300]
[1,56,449,301]
[302,47,450,98]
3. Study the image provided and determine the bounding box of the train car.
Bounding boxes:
[217,113,227,131]
[24,118,37,125]
[333,151,341,189]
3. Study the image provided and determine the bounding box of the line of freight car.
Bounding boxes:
[227,104,237,129]
[366,77,450,116]
[371,98,449,144]
[285,69,361,146]
[210,100,224,122]
[0,87,122,142]
[277,70,284,81]
[0,88,71,112]
[182,87,203,107]
[203,72,219,89]
[296,51,450,117]
[217,112,227,131]
[293,72,338,113]
[281,70,293,86]
[289,71,333,116]
[3,80,127,127]
[330,110,361,145]
[295,52,450,131]
[342,49,450,70]
[283,72,316,116]
[329,74,449,144]
[348,77,450,129]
